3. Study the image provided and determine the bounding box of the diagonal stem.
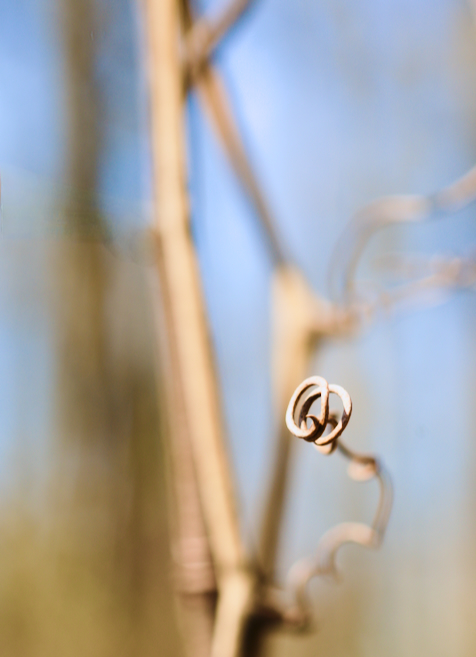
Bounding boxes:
[185,0,255,75]
[192,62,286,265]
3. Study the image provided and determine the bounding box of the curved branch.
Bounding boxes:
[286,449,392,625]
[328,164,476,303]
[339,251,476,333]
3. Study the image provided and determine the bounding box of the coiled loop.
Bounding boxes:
[286,376,352,449]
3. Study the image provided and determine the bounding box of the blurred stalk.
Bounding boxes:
[4,0,183,655]
[143,1,256,655]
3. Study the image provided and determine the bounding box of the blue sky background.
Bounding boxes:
[2,0,476,654]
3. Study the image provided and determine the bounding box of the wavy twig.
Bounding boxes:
[284,377,393,626]
[328,165,476,304]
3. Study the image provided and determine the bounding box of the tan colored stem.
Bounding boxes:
[151,269,216,657]
[186,0,253,73]
[143,0,254,655]
[257,268,320,577]
[195,64,286,265]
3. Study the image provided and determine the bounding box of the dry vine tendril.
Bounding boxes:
[283,376,393,626]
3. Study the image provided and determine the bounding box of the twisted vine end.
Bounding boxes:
[285,376,352,451]
[282,375,393,627]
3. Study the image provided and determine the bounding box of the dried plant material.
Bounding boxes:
[284,377,393,626]
[329,165,476,306]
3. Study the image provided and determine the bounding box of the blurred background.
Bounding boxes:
[2,0,476,655]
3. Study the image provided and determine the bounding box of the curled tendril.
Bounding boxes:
[285,376,330,442]
[283,377,393,627]
[285,376,352,447]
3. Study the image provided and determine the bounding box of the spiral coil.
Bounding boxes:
[285,376,352,449]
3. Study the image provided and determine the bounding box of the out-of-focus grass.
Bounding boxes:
[0,240,182,657]
[0,468,180,657]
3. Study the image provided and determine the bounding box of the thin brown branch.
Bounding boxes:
[193,62,286,265]
[182,0,282,268]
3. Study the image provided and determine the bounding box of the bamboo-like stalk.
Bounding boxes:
[143,1,255,655]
